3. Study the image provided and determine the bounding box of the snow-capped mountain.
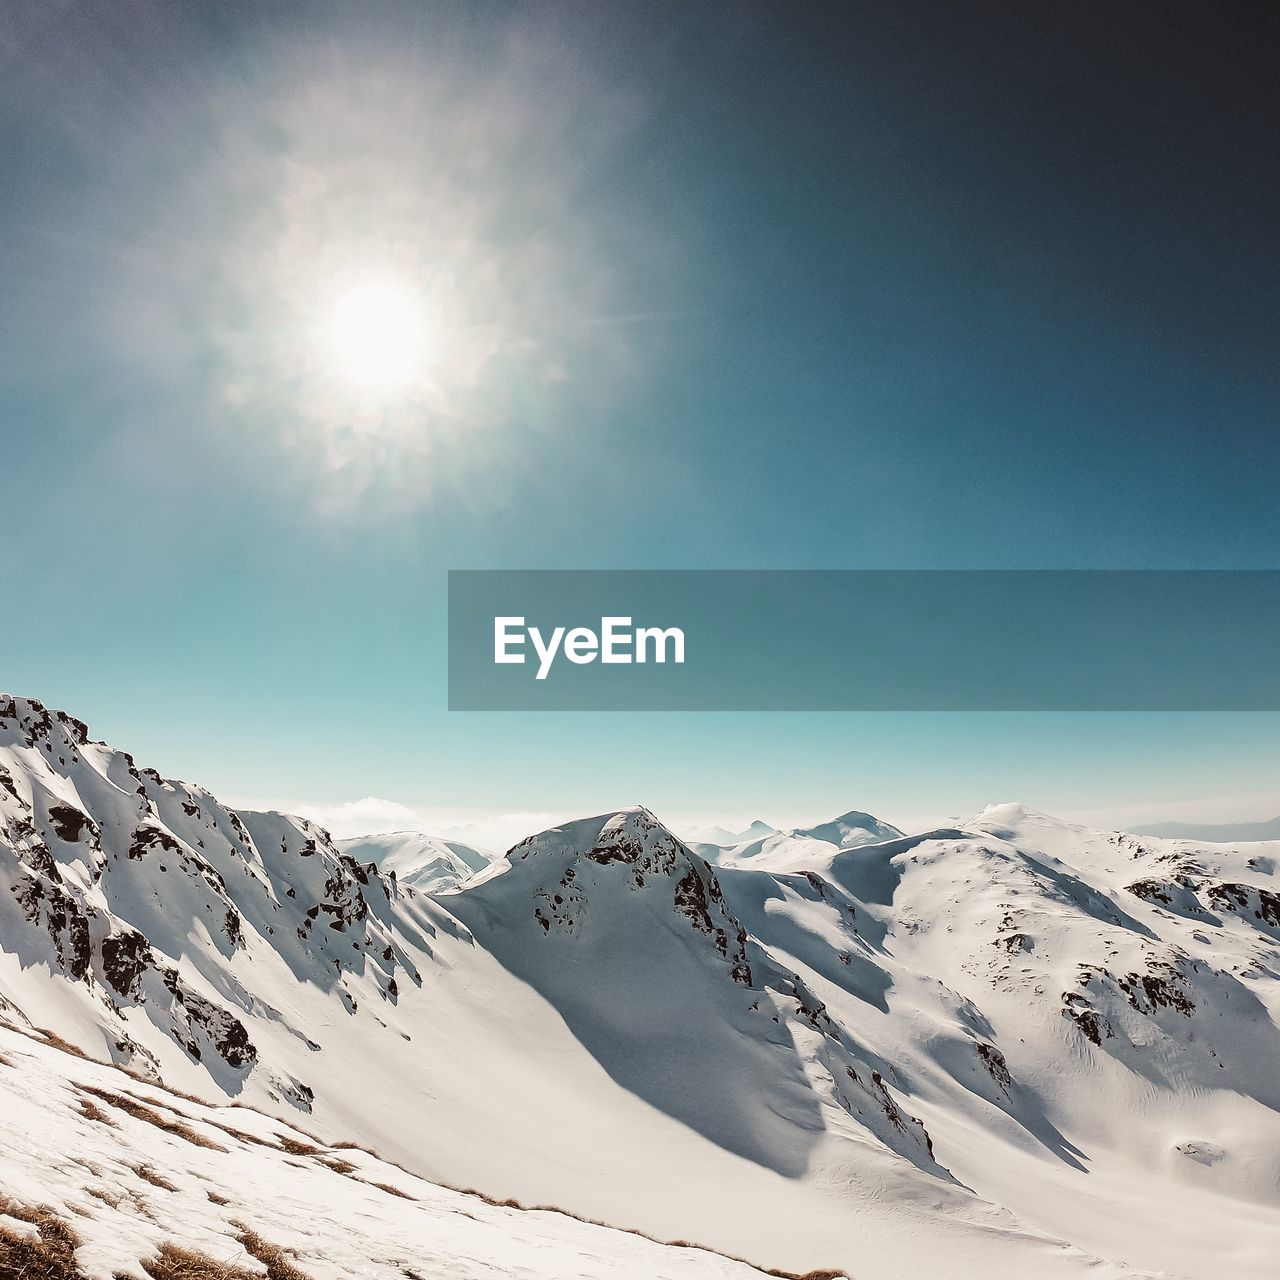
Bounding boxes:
[683,818,776,851]
[709,809,906,873]
[447,808,938,1178]
[338,829,492,893]
[3,694,1280,1279]
[793,809,904,848]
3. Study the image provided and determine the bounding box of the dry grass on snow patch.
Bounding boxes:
[135,1242,260,1280]
[762,1270,846,1280]
[277,1137,324,1158]
[235,1227,313,1280]
[134,1231,313,1280]
[131,1164,179,1192]
[77,1095,118,1126]
[366,1182,415,1201]
[0,1197,83,1280]
[36,1027,93,1061]
[78,1086,227,1151]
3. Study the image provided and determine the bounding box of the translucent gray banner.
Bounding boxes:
[447,570,1280,711]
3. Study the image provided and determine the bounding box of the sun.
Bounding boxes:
[324,276,431,398]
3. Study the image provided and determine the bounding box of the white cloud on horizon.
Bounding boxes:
[224,794,571,851]
[223,790,1280,854]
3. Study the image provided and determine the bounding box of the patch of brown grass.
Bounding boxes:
[199,1123,361,1175]
[131,1164,178,1192]
[86,1187,121,1209]
[120,1069,209,1105]
[236,1227,313,1280]
[277,1137,324,1158]
[77,1096,117,1126]
[136,1242,258,1280]
[136,1231,314,1280]
[205,1119,274,1148]
[36,1028,92,1060]
[366,1181,415,1200]
[206,1190,231,1206]
[0,1197,85,1280]
[79,1086,227,1151]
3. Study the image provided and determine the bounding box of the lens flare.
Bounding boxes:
[324,277,431,398]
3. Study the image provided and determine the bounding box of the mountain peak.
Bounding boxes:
[465,806,753,983]
[502,806,709,897]
[966,802,1082,836]
[0,693,93,752]
[794,809,904,848]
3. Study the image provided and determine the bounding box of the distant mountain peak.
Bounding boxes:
[793,809,904,849]
[339,828,492,894]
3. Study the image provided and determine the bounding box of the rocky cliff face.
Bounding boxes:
[0,696,415,1103]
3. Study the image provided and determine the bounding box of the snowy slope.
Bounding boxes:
[715,802,1280,1280]
[446,808,938,1178]
[4,695,1280,1279]
[0,1020,783,1280]
[339,829,492,892]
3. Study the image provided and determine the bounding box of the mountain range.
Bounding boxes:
[2,694,1279,1279]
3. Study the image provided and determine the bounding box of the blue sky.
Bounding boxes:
[3,1,1278,842]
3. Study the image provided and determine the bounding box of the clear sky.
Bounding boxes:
[3,1,1278,844]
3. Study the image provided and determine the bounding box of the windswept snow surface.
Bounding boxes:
[0,1022,774,1280]
[2,696,1279,1278]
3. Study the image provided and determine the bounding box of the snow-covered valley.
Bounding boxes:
[3,694,1279,1279]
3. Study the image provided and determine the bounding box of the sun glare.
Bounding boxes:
[325,277,431,398]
